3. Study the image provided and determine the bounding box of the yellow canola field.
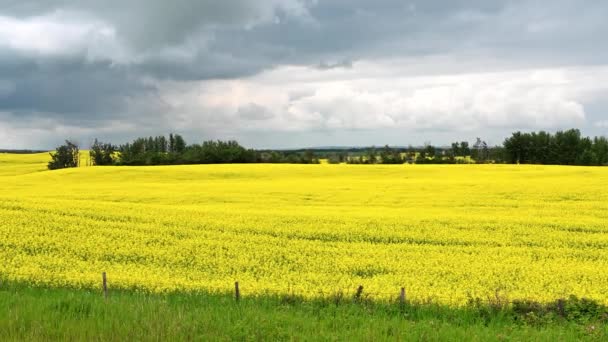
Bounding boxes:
[1,153,608,304]
[0,152,49,176]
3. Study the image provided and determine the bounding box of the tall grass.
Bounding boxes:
[1,283,606,341]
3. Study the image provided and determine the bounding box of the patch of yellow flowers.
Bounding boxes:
[1,152,608,304]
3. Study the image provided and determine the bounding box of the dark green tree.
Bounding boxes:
[174,134,186,154]
[169,133,175,153]
[592,137,608,165]
[90,139,116,166]
[48,140,80,170]
[367,147,377,164]
[424,143,436,158]
[451,142,460,157]
[459,141,470,157]
[380,145,403,164]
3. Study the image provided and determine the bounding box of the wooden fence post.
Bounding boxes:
[102,272,108,299]
[355,285,364,300]
[557,298,565,317]
[235,281,240,302]
[400,287,406,305]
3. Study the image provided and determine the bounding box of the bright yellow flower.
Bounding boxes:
[1,152,607,305]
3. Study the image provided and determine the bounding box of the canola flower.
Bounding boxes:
[1,152,608,305]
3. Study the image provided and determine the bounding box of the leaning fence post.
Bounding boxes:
[355,285,364,300]
[102,272,108,299]
[400,287,406,305]
[235,281,240,302]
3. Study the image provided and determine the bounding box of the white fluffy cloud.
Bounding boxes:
[0,12,126,61]
[154,63,593,136]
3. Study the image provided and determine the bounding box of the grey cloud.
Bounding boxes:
[0,54,152,124]
[316,60,353,70]
[135,50,271,81]
[1,0,608,149]
[288,89,315,102]
[0,79,15,98]
[237,103,275,121]
[0,0,312,49]
[3,0,607,80]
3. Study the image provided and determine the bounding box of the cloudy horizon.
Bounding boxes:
[1,0,607,150]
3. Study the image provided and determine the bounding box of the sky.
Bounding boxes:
[0,0,607,149]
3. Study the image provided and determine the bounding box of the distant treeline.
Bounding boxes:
[0,149,46,154]
[503,129,608,166]
[45,129,608,169]
[339,138,503,165]
[86,134,319,167]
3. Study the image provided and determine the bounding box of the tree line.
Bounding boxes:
[503,129,608,166]
[335,138,501,165]
[52,134,319,169]
[46,129,608,170]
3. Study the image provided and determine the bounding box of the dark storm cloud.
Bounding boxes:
[0,52,152,124]
[0,0,312,49]
[3,1,608,75]
[0,0,311,131]
[4,0,605,81]
[135,49,272,81]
